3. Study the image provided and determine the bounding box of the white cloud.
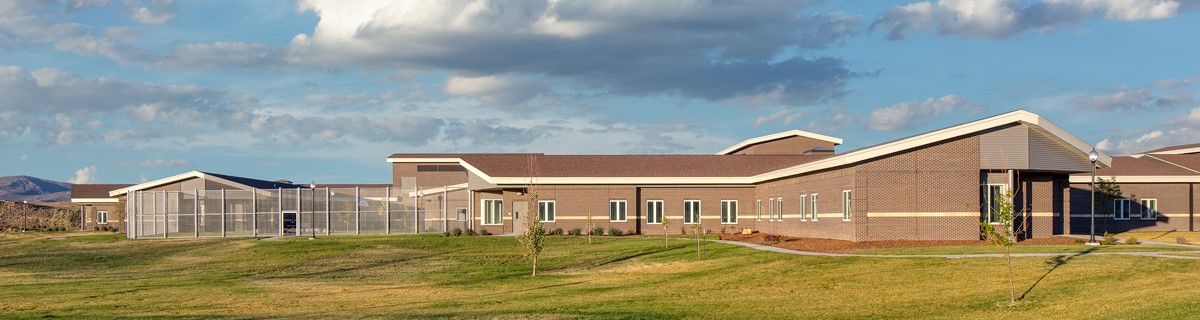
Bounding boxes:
[123,0,176,24]
[868,95,982,131]
[69,166,99,184]
[1071,77,1199,112]
[137,159,191,167]
[1097,106,1200,154]
[873,0,1185,40]
[754,108,804,128]
[443,75,544,104]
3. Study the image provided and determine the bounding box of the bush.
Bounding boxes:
[607,228,623,236]
[552,228,564,236]
[451,228,463,237]
[1101,231,1116,245]
[568,228,582,236]
[1073,238,1086,244]
[764,234,782,244]
[465,228,477,236]
[480,229,492,236]
[441,231,451,237]
[1125,236,1139,245]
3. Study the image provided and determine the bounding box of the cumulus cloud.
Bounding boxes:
[868,95,982,131]
[1071,76,1200,112]
[872,0,1187,40]
[69,166,99,184]
[754,108,805,128]
[1096,106,1200,154]
[286,0,865,105]
[444,75,545,104]
[123,0,176,24]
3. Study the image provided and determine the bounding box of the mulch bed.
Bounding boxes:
[718,232,1080,254]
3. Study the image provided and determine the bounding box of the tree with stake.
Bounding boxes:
[586,208,594,245]
[980,188,1027,304]
[691,216,703,259]
[662,215,670,249]
[1094,177,1123,233]
[515,155,546,277]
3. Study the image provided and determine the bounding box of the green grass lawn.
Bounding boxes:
[856,244,1196,255]
[1116,231,1200,245]
[2,232,1200,319]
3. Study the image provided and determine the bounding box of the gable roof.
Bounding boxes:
[1068,153,1200,183]
[70,184,134,201]
[1142,143,1200,155]
[108,171,302,197]
[752,110,1111,182]
[717,130,843,155]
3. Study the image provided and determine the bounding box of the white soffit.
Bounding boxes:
[716,130,844,155]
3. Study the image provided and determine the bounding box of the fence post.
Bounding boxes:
[325,187,330,236]
[221,189,227,237]
[296,188,302,237]
[355,187,360,235]
[443,186,448,233]
[413,186,419,234]
[385,187,391,235]
[252,189,257,237]
[194,189,199,238]
[162,191,168,239]
[278,188,283,237]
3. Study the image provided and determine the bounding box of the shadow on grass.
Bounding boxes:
[1019,246,1099,300]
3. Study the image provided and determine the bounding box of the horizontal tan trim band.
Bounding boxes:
[1069,175,1200,183]
[868,212,978,218]
[71,198,119,203]
[1069,214,1186,218]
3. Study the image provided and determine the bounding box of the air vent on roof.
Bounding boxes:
[803,147,835,156]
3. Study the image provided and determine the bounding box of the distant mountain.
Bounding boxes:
[0,176,72,203]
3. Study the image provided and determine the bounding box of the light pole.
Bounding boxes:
[1088,148,1099,245]
[309,183,317,240]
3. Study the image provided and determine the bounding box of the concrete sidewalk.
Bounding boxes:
[712,239,1200,260]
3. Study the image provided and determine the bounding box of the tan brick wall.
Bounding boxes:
[392,163,468,189]
[1069,182,1197,232]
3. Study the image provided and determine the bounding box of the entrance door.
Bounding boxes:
[283,211,297,236]
[513,201,528,235]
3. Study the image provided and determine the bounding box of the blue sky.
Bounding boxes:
[2,0,1199,185]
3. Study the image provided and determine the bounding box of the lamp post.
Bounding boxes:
[1088,148,1100,245]
[309,183,317,240]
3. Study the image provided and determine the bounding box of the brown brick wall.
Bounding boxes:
[1069,182,1197,233]
[1013,173,1068,238]
[392,163,468,189]
[755,166,857,240]
[81,202,122,231]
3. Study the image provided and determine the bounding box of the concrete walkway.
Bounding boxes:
[711,240,1200,260]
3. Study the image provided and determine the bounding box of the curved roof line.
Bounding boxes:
[716,130,844,155]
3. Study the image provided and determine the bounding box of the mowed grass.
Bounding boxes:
[2,232,1200,319]
[857,244,1196,255]
[1117,231,1200,245]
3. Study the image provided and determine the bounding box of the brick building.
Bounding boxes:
[1068,144,1200,233]
[389,110,1111,241]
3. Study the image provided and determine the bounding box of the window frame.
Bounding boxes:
[775,197,783,221]
[456,207,467,221]
[646,200,664,224]
[97,210,109,225]
[810,194,819,221]
[981,184,1006,224]
[683,200,701,225]
[799,194,807,221]
[482,199,503,225]
[1140,198,1158,220]
[842,190,853,221]
[609,200,628,222]
[1114,199,1131,220]
[767,197,775,221]
[756,199,762,221]
[720,200,738,224]
[539,200,556,222]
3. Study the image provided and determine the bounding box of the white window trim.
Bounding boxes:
[97,210,109,225]
[684,200,701,225]
[646,200,664,225]
[842,190,853,222]
[539,200,556,222]
[810,194,819,221]
[481,199,503,225]
[775,197,783,222]
[982,184,1007,225]
[721,200,738,224]
[1114,199,1131,221]
[610,200,628,222]
[1140,198,1158,220]
[799,194,807,221]
[756,199,762,221]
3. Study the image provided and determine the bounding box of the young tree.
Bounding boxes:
[980,188,1027,304]
[691,215,703,259]
[661,216,671,249]
[1094,177,1123,233]
[586,208,594,245]
[515,155,546,277]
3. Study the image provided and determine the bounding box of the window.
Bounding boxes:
[768,198,775,221]
[842,190,853,221]
[810,194,819,221]
[1140,199,1158,220]
[1114,199,1131,220]
[775,198,783,221]
[684,200,701,224]
[482,200,503,225]
[456,207,467,221]
[721,200,738,224]
[97,210,108,225]
[981,184,1006,224]
[647,200,663,224]
[799,194,807,221]
[756,199,762,221]
[610,200,627,222]
[539,200,556,222]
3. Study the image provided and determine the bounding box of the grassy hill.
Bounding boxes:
[1,233,1198,319]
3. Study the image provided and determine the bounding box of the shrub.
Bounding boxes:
[451,228,463,237]
[552,228,564,236]
[441,231,451,237]
[465,228,477,236]
[1178,237,1191,245]
[479,229,491,236]
[592,227,605,236]
[1101,231,1116,245]
[764,234,782,244]
[607,228,623,236]
[1074,238,1086,244]
[1125,236,1139,245]
[568,228,582,236]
